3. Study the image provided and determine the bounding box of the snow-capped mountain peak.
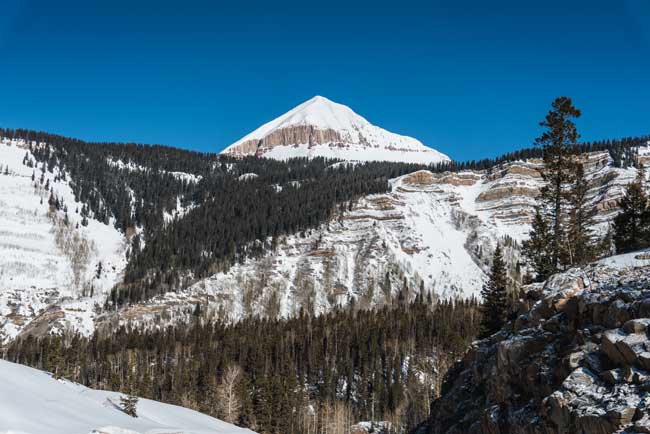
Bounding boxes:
[252,95,367,132]
[222,96,450,164]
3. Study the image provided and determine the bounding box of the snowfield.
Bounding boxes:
[0,359,255,434]
[0,138,127,341]
[597,248,650,269]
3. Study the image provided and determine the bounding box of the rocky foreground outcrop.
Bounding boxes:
[426,263,650,434]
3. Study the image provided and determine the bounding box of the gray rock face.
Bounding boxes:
[425,264,650,434]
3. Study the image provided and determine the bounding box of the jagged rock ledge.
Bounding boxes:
[425,262,650,434]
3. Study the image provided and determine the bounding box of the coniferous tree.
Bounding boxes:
[479,244,508,338]
[537,96,581,267]
[523,208,555,281]
[120,393,139,417]
[614,167,650,253]
[524,96,581,279]
[567,163,599,265]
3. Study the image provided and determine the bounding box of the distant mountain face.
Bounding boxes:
[1,130,649,343]
[222,96,451,164]
[106,150,643,331]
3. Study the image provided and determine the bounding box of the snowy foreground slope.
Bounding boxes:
[222,96,450,164]
[0,359,255,434]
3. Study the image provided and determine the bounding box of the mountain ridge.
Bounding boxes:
[0,130,648,343]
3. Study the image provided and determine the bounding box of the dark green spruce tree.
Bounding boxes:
[614,166,650,253]
[523,96,581,280]
[524,207,555,281]
[480,244,508,338]
[567,163,599,265]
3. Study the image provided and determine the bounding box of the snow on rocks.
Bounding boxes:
[426,262,650,434]
[100,152,650,332]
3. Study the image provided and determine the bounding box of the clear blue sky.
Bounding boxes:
[1,0,649,161]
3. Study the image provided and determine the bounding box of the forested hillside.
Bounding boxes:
[0,128,427,307]
[6,296,480,434]
[2,127,647,310]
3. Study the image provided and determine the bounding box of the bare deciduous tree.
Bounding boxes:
[216,364,243,424]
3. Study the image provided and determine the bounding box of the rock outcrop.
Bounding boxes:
[233,126,346,156]
[425,263,650,434]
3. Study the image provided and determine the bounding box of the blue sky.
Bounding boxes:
[0,0,648,161]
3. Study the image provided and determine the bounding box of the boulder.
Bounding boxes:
[634,413,650,433]
[605,299,632,328]
[496,334,548,370]
[543,271,587,313]
[561,367,599,395]
[615,333,650,366]
[602,329,629,366]
[623,318,650,334]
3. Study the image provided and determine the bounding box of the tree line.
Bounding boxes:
[5,296,480,434]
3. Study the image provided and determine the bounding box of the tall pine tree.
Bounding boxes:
[479,244,508,338]
[524,96,581,280]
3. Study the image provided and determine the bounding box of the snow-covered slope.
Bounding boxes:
[0,359,255,434]
[2,134,648,340]
[222,96,450,164]
[0,138,128,341]
[101,150,648,331]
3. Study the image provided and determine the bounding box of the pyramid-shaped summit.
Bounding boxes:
[222,96,450,164]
